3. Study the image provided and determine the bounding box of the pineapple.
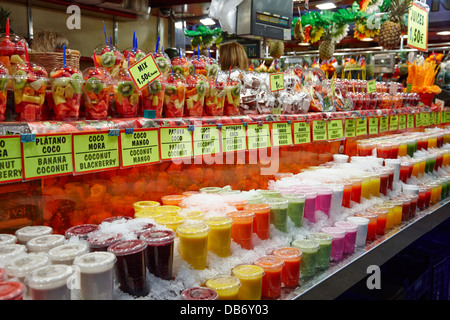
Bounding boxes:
[268,40,284,59]
[378,0,411,49]
[319,40,335,61]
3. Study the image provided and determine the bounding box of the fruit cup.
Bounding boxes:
[12,63,48,121]
[122,48,146,68]
[152,51,171,77]
[94,45,124,75]
[163,75,186,118]
[0,63,9,121]
[0,33,27,74]
[49,67,83,120]
[184,74,208,117]
[171,56,190,78]
[205,79,225,116]
[141,77,165,118]
[224,81,241,116]
[82,67,112,120]
[112,68,140,118]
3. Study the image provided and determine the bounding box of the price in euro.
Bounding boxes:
[409,27,424,45]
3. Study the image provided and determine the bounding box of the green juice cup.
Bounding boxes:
[265,198,289,232]
[291,239,320,278]
[257,190,282,198]
[307,233,333,270]
[282,193,306,228]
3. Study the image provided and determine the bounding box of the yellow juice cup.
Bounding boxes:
[133,201,161,213]
[412,159,421,177]
[180,210,205,221]
[134,209,163,220]
[155,205,182,215]
[398,142,407,157]
[205,275,241,300]
[203,216,233,257]
[428,136,437,149]
[443,152,450,167]
[361,175,371,199]
[232,264,264,300]
[155,215,185,233]
[374,203,395,230]
[384,201,402,226]
[370,174,381,198]
[177,222,210,270]
[418,158,427,176]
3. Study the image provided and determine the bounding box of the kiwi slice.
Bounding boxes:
[0,77,8,91]
[165,85,177,95]
[85,77,103,94]
[188,64,195,76]
[135,52,146,62]
[148,79,161,94]
[172,65,184,75]
[71,73,83,94]
[231,85,240,98]
[155,56,168,73]
[13,70,27,90]
[100,52,116,68]
[117,81,135,97]
[196,80,206,96]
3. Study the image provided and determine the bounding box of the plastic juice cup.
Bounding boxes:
[246,193,264,204]
[227,199,249,211]
[307,233,333,269]
[273,247,302,287]
[300,191,318,223]
[355,212,378,242]
[112,69,141,118]
[0,268,4,282]
[402,184,419,196]
[395,196,411,221]
[418,158,427,176]
[15,226,53,244]
[361,175,372,200]
[203,216,233,257]
[329,184,344,217]
[400,163,410,183]
[265,198,289,232]
[231,264,264,300]
[133,201,161,213]
[407,194,418,218]
[65,224,100,240]
[376,143,391,159]
[291,239,320,277]
[0,234,17,246]
[314,188,333,217]
[0,33,28,74]
[180,210,205,221]
[227,211,254,249]
[369,174,381,198]
[139,229,175,280]
[26,234,66,253]
[0,244,26,267]
[50,67,84,120]
[350,178,362,204]
[282,193,305,227]
[342,182,353,208]
[205,80,225,116]
[155,215,185,233]
[390,142,399,159]
[357,141,374,157]
[379,170,390,196]
[206,275,241,300]
[73,251,116,300]
[177,222,210,270]
[48,243,89,265]
[398,142,407,157]
[254,255,285,298]
[134,209,163,220]
[160,195,186,206]
[0,281,24,300]
[87,231,123,252]
[244,203,270,240]
[258,190,281,198]
[200,187,222,193]
[154,205,182,215]
[335,221,358,254]
[346,217,370,247]
[406,139,416,157]
[26,264,73,300]
[374,204,395,230]
[181,287,218,300]
[107,240,149,297]
[384,200,402,226]
[418,187,427,211]
[82,67,112,120]
[321,227,346,262]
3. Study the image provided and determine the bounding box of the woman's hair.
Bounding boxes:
[32,30,68,52]
[218,42,249,71]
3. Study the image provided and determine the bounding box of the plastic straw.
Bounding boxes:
[24,43,30,70]
[197,45,200,60]
[156,35,160,53]
[93,51,99,69]
[102,21,108,46]
[179,47,181,58]
[63,45,66,68]
[6,18,9,38]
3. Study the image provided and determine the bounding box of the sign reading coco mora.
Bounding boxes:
[407,2,429,52]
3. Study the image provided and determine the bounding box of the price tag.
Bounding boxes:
[434,112,440,125]
[327,119,344,140]
[293,121,311,145]
[407,113,415,128]
[269,73,284,92]
[247,123,271,150]
[0,136,23,183]
[344,119,356,138]
[73,132,120,174]
[416,113,423,127]
[368,117,378,135]
[271,122,293,147]
[399,114,407,130]
[222,124,247,153]
[193,125,221,156]
[389,115,399,131]
[406,83,413,93]
[441,111,445,124]
[407,2,428,52]
[120,129,159,168]
[128,53,162,91]
[22,134,73,180]
[379,116,389,133]
[312,120,327,141]
[356,118,368,136]
[159,127,193,160]
[366,79,377,94]
[446,111,450,123]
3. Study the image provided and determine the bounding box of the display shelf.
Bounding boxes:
[280,198,450,300]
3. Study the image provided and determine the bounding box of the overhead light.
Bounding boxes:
[361,37,374,42]
[437,31,450,36]
[298,42,310,46]
[200,18,216,26]
[316,2,337,10]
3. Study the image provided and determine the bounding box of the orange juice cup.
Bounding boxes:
[232,264,264,300]
[254,255,285,299]
[176,222,210,270]
[203,216,233,257]
[244,203,271,240]
[161,195,186,206]
[273,247,302,287]
[228,211,255,250]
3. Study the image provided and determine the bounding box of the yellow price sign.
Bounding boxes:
[407,3,428,52]
[293,121,311,145]
[269,73,284,92]
[0,136,23,183]
[366,79,377,94]
[128,53,162,91]
[271,122,293,146]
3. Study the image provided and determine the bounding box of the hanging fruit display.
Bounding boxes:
[378,0,412,49]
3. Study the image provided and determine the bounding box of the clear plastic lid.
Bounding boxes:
[335,221,359,232]
[264,198,289,209]
[254,255,285,271]
[181,287,218,300]
[26,264,73,290]
[0,281,24,300]
[227,210,255,221]
[307,232,333,245]
[231,264,265,280]
[5,254,50,278]
[281,193,306,203]
[273,247,302,261]
[15,226,53,243]
[257,190,281,198]
[243,203,271,213]
[107,239,147,257]
[0,244,27,263]
[203,216,234,228]
[139,229,176,245]
[87,232,123,249]
[154,205,182,215]
[101,216,132,224]
[47,243,89,263]
[134,209,163,219]
[200,187,222,193]
[176,222,210,237]
[346,216,370,226]
[0,234,17,245]
[133,201,161,211]
[320,227,346,239]
[26,234,66,253]
[65,224,100,240]
[291,239,321,253]
[206,275,241,292]
[73,251,116,274]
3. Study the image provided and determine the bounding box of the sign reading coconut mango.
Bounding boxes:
[128,53,162,91]
[0,136,23,183]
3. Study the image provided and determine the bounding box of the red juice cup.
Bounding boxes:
[0,33,28,74]
[0,268,4,282]
[50,66,83,120]
[94,45,124,75]
[407,194,418,218]
[254,255,285,299]
[228,210,255,250]
[0,63,9,121]
[417,187,427,211]
[367,208,388,236]
[181,287,218,300]
[112,68,140,118]
[376,142,391,159]
[379,170,390,196]
[0,281,24,300]
[87,231,123,252]
[82,67,112,120]
[342,181,353,208]
[357,141,374,157]
[350,178,362,204]
[224,81,241,116]
[205,79,225,116]
[355,212,378,242]
[273,247,301,287]
[12,63,48,121]
[140,229,175,280]
[244,203,271,240]
[185,74,208,117]
[395,196,411,221]
[107,239,149,297]
[163,74,186,117]
[141,77,165,117]
[400,162,410,184]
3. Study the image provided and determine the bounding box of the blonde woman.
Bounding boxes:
[218,41,249,71]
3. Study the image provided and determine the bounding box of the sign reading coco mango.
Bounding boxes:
[72,132,120,174]
[0,136,23,183]
[407,2,428,52]
[159,127,193,160]
[22,134,73,180]
[120,129,159,168]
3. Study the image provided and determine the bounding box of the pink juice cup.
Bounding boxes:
[321,226,346,262]
[335,221,358,254]
[298,191,317,223]
[314,188,333,218]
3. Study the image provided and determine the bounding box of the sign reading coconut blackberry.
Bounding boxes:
[0,136,23,183]
[128,53,162,91]
[407,2,428,52]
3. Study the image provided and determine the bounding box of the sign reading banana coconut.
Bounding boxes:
[128,53,163,91]
[407,2,428,52]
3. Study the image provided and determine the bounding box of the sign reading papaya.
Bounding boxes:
[272,122,293,146]
[160,127,193,160]
[0,136,23,183]
[120,129,159,168]
[22,134,73,180]
[128,53,162,91]
[407,2,428,52]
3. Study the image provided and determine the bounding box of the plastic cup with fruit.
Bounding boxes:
[12,63,48,122]
[224,80,241,116]
[184,74,208,117]
[163,74,186,118]
[142,77,166,118]
[191,55,208,77]
[171,56,190,78]
[0,62,9,121]
[82,67,112,120]
[151,51,171,77]
[112,68,140,118]
[93,45,124,75]
[205,78,225,116]
[0,33,28,74]
[123,48,147,68]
